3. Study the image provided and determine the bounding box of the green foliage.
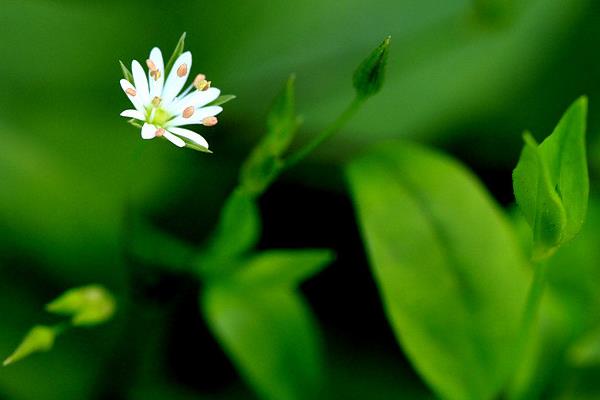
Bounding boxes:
[352,36,391,99]
[241,75,299,195]
[513,97,589,261]
[347,141,529,400]
[165,32,187,74]
[208,94,237,107]
[46,284,116,327]
[3,326,56,367]
[471,0,515,26]
[225,249,334,288]
[202,282,323,400]
[119,60,133,83]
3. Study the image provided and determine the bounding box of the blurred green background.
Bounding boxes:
[2,0,600,399]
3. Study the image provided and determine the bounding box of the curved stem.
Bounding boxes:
[283,96,364,170]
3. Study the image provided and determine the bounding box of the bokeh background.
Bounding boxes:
[1,0,600,399]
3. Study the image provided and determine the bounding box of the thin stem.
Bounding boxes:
[283,96,365,170]
[518,260,548,350]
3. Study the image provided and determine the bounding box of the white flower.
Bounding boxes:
[120,47,223,151]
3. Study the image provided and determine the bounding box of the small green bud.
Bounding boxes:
[3,325,56,366]
[353,36,391,99]
[46,285,116,327]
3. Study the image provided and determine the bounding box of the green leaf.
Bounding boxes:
[197,189,261,273]
[352,36,391,99]
[240,75,299,195]
[229,249,334,288]
[46,285,116,327]
[513,97,589,261]
[347,141,529,400]
[208,94,237,107]
[119,60,133,83]
[165,32,186,74]
[3,325,56,366]
[202,283,322,400]
[471,0,515,26]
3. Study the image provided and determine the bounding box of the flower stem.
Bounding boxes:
[283,96,365,170]
[518,260,548,352]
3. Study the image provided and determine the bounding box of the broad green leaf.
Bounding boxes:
[208,94,237,107]
[3,326,56,366]
[347,141,529,400]
[229,249,334,288]
[352,36,391,99]
[119,60,133,83]
[197,189,261,273]
[240,75,299,195]
[202,283,322,400]
[46,285,116,327]
[513,97,588,260]
[165,32,186,74]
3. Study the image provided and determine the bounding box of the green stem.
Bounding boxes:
[518,260,548,350]
[283,96,365,170]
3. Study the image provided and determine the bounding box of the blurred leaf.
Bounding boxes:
[3,326,56,367]
[165,32,186,74]
[229,249,334,288]
[46,285,116,327]
[347,141,529,400]
[202,283,322,400]
[241,75,299,195]
[198,189,261,273]
[119,60,133,83]
[353,36,391,99]
[513,97,589,260]
[208,94,237,107]
[471,0,515,26]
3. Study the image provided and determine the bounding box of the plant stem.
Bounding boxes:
[519,260,548,350]
[283,96,365,170]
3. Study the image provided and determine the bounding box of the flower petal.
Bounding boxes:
[161,51,192,104]
[163,131,186,147]
[132,60,150,105]
[120,109,145,120]
[141,123,157,140]
[168,127,209,149]
[167,87,221,115]
[166,106,223,127]
[148,47,165,98]
[120,79,144,112]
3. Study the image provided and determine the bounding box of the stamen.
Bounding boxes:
[155,128,165,137]
[182,106,195,119]
[151,96,162,107]
[202,116,218,127]
[193,74,211,91]
[125,88,137,96]
[146,59,158,71]
[177,63,188,77]
[150,69,161,81]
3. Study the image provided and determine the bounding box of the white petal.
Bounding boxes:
[120,109,145,120]
[167,87,221,115]
[162,51,192,104]
[163,131,186,147]
[141,123,157,140]
[166,106,223,127]
[168,127,209,149]
[148,47,165,98]
[120,79,144,112]
[132,60,150,105]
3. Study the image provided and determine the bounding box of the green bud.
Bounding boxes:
[46,285,116,327]
[3,325,56,366]
[353,36,391,99]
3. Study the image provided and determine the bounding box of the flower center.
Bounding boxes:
[147,107,172,127]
